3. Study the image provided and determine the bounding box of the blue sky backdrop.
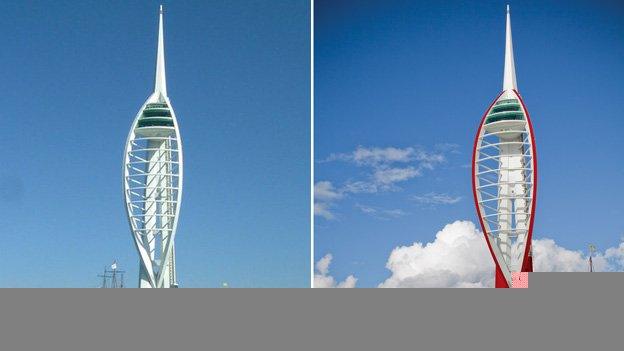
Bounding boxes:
[315,0,624,287]
[0,0,310,287]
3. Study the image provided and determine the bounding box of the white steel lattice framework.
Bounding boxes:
[123,6,183,288]
[472,6,537,288]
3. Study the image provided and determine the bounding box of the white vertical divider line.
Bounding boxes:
[310,0,315,288]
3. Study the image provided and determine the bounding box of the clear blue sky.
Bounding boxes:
[315,0,624,287]
[0,1,310,287]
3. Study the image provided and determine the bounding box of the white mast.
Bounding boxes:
[154,5,167,96]
[503,5,517,92]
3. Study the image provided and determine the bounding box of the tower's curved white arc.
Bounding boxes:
[123,5,183,288]
[472,6,536,288]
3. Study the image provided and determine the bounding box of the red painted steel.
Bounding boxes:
[513,89,537,273]
[472,90,536,288]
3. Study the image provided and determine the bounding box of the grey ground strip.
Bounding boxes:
[0,273,622,351]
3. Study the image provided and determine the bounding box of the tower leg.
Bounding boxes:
[139,263,152,288]
[521,252,533,272]
[495,264,509,288]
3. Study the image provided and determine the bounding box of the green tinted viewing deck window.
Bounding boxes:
[137,103,174,128]
[485,99,524,124]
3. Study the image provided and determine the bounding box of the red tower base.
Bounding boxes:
[521,253,533,272]
[495,265,510,288]
[495,252,533,288]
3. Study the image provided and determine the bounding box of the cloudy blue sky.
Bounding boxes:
[314,0,624,287]
[0,1,310,287]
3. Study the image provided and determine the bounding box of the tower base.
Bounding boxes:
[521,252,533,272]
[494,253,533,288]
[495,265,510,288]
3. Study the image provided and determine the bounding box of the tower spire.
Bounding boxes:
[154,5,167,96]
[503,4,517,91]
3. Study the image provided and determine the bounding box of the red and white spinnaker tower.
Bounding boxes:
[472,6,537,288]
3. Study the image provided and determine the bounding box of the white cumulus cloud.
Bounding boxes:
[314,254,357,288]
[379,221,493,288]
[379,220,624,288]
[605,242,624,268]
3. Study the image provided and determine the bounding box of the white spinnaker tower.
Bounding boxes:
[123,6,183,288]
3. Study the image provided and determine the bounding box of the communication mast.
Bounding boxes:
[98,261,125,288]
[588,244,596,272]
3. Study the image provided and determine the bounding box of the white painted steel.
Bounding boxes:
[123,6,183,288]
[503,5,517,91]
[473,7,535,286]
[474,90,534,285]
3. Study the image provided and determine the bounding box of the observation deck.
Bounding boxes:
[485,98,524,124]
[135,102,175,137]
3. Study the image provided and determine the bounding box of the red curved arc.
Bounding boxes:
[471,90,506,287]
[472,90,537,287]
[513,89,537,273]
